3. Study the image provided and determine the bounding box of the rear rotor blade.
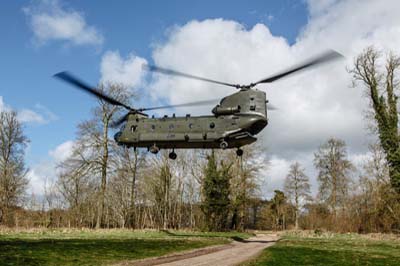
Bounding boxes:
[144,64,240,89]
[267,103,278,110]
[110,98,219,127]
[254,50,344,84]
[139,98,220,112]
[110,113,130,128]
[54,71,135,111]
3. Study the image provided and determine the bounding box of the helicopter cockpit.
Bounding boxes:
[212,88,267,117]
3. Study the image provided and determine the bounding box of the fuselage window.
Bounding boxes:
[188,123,193,129]
[131,125,137,132]
[151,125,156,131]
[210,122,215,129]
[250,105,256,111]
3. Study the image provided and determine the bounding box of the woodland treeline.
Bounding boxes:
[0,47,399,233]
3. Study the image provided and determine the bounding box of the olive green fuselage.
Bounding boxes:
[114,88,268,150]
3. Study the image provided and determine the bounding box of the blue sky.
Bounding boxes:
[0,0,307,165]
[2,0,399,197]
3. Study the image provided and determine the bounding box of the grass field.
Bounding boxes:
[244,232,400,266]
[0,228,251,266]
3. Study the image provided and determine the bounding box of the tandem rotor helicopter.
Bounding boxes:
[54,50,342,160]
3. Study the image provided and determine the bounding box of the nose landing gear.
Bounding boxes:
[220,141,228,149]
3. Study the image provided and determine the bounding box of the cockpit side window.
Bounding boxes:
[250,96,256,111]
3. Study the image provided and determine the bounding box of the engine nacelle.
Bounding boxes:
[212,105,241,116]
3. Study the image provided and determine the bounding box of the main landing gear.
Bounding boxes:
[149,144,159,154]
[169,150,177,160]
[149,145,177,160]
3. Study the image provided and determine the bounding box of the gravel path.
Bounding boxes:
[157,234,279,266]
[117,234,279,266]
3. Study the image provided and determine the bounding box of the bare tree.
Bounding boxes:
[0,110,29,225]
[141,152,174,229]
[314,138,353,217]
[57,83,131,228]
[109,147,146,228]
[355,143,400,232]
[57,150,97,227]
[284,162,311,230]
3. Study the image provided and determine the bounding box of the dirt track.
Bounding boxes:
[118,234,279,266]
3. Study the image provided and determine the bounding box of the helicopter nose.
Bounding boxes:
[114,132,122,142]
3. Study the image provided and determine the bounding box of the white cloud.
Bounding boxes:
[306,0,339,17]
[48,140,74,162]
[23,0,103,47]
[147,0,400,196]
[100,50,147,88]
[18,109,47,124]
[0,97,7,111]
[27,140,75,195]
[35,103,59,121]
[0,97,57,125]
[150,20,291,104]
[27,162,56,196]
[18,104,58,125]
[264,156,291,197]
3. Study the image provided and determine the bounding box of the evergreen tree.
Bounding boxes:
[270,190,287,230]
[201,151,231,231]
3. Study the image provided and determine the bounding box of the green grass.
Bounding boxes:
[244,232,400,266]
[0,229,251,266]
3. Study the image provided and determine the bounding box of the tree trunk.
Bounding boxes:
[96,116,109,229]
[129,150,138,229]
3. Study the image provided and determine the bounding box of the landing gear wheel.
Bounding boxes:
[169,151,177,160]
[220,141,228,150]
[236,148,243,157]
[149,145,159,154]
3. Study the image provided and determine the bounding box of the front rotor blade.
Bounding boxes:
[144,64,240,89]
[139,98,220,112]
[255,50,344,84]
[54,71,134,111]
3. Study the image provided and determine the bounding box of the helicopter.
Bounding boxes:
[54,50,342,160]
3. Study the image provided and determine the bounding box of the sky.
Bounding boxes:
[0,0,399,197]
